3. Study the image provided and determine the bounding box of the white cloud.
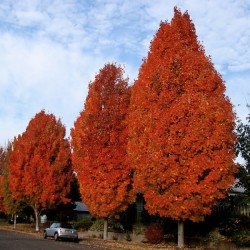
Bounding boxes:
[0,31,108,145]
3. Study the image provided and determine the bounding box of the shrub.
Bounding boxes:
[90,218,104,232]
[144,224,164,244]
[73,216,93,230]
[207,228,224,241]
[133,223,146,235]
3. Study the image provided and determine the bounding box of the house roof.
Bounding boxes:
[73,201,89,212]
[230,179,246,194]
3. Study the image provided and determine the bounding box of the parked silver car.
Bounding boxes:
[44,222,78,242]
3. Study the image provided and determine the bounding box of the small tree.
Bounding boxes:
[128,7,237,248]
[71,63,135,240]
[9,110,73,231]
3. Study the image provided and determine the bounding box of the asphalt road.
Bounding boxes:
[0,229,106,250]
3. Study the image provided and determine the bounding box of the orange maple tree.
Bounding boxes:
[71,63,134,238]
[128,8,237,247]
[9,110,72,231]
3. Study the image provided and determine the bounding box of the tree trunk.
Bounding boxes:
[34,208,40,232]
[103,218,108,240]
[13,214,16,229]
[178,220,184,248]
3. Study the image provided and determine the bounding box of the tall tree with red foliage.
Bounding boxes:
[9,110,72,231]
[71,63,134,239]
[128,8,237,248]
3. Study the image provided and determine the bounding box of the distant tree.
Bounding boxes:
[71,63,135,240]
[0,175,4,213]
[235,111,250,204]
[128,8,237,248]
[0,146,5,175]
[0,146,5,212]
[9,110,73,231]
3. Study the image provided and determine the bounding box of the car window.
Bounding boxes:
[51,223,60,228]
[61,223,74,229]
[50,223,57,228]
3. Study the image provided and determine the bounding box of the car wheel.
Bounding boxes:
[54,233,59,241]
[43,232,47,239]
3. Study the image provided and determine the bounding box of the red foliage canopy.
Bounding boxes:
[71,63,135,218]
[128,8,237,222]
[9,110,72,212]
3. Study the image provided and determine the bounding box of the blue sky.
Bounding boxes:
[0,0,249,147]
